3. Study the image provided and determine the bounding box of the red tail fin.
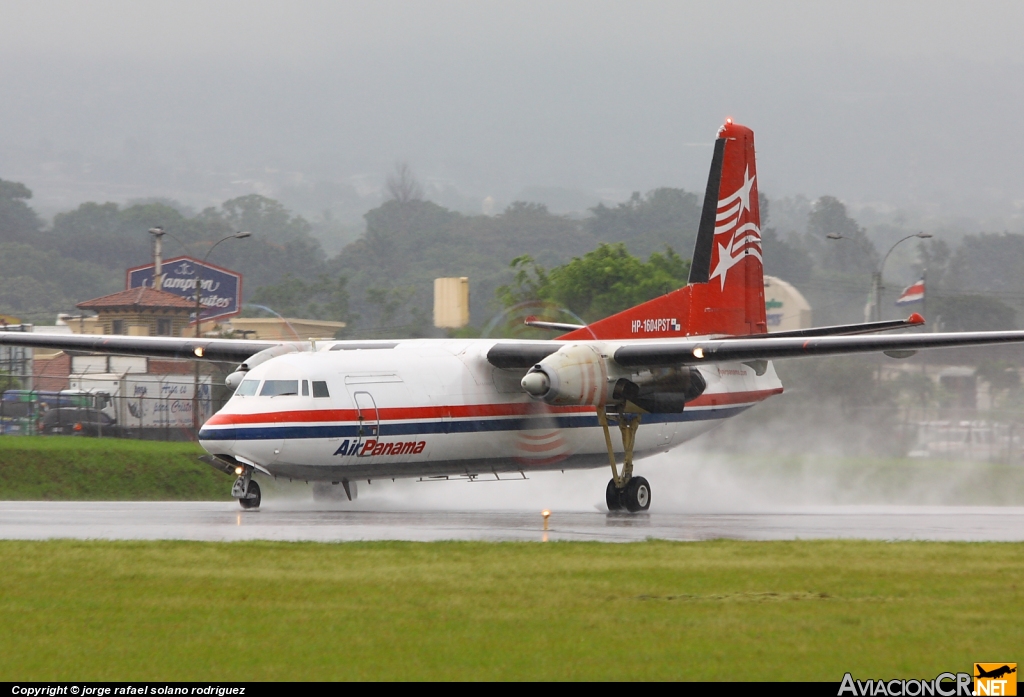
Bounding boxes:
[559,120,766,340]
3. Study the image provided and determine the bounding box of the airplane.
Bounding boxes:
[976,666,1016,680]
[6,119,1024,512]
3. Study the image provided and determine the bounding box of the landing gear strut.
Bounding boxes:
[232,468,262,509]
[597,406,651,513]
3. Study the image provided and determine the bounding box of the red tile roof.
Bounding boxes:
[77,287,195,311]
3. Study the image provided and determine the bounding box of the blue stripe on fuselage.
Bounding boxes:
[197,406,750,441]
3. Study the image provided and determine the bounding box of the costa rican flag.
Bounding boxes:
[895,277,925,305]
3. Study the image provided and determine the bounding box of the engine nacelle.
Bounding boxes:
[611,367,707,413]
[521,344,611,406]
[225,344,301,389]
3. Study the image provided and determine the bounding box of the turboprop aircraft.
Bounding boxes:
[7,119,1024,512]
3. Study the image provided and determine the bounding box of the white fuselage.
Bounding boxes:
[198,339,783,481]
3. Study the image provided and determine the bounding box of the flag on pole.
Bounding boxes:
[895,277,925,305]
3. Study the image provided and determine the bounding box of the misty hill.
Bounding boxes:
[2,172,1023,338]
[323,188,710,335]
[0,173,709,331]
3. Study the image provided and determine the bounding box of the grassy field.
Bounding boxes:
[0,539,1020,681]
[0,436,229,500]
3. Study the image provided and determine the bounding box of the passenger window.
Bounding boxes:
[260,380,299,396]
[236,380,259,396]
[312,381,330,398]
[302,380,309,396]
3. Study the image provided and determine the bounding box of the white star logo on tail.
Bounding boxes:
[708,167,762,290]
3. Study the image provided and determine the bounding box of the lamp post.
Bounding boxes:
[192,231,250,433]
[149,227,250,436]
[828,231,932,321]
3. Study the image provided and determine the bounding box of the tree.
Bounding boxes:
[385,162,424,203]
[497,243,691,323]
[217,195,312,241]
[0,179,42,243]
[365,286,415,330]
[0,242,120,322]
[946,232,1024,297]
[761,228,813,285]
[46,201,191,270]
[249,274,353,334]
[588,188,701,260]
[806,196,878,276]
[932,295,1016,332]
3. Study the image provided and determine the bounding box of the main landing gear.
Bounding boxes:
[232,468,262,510]
[597,407,651,513]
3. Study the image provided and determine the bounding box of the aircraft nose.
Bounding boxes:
[521,370,550,397]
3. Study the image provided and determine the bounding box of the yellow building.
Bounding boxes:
[220,317,346,341]
[763,276,812,332]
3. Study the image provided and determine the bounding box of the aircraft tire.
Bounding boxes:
[622,476,651,513]
[606,479,624,512]
[239,480,261,509]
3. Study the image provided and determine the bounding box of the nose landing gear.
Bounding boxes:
[232,468,262,509]
[597,407,651,513]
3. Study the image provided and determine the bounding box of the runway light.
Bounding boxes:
[193,347,205,357]
[542,509,551,532]
[693,347,704,359]
[235,466,244,475]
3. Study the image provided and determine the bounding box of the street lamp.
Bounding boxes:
[828,231,932,321]
[194,231,251,339]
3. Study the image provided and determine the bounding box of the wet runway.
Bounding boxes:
[1,501,1023,542]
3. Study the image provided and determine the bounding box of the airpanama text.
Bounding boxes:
[333,439,426,457]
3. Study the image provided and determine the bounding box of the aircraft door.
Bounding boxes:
[352,391,380,454]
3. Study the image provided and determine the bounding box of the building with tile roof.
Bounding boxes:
[76,287,194,337]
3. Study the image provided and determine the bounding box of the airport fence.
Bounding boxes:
[0,369,221,442]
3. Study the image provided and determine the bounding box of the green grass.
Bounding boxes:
[0,539,1020,680]
[0,436,229,500]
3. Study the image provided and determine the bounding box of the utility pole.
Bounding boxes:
[148,227,165,290]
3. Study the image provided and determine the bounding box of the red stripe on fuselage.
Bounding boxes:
[204,402,592,426]
[202,388,782,427]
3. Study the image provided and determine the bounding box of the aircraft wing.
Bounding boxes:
[0,332,282,363]
[612,330,1024,368]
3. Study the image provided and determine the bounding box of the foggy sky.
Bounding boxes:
[3,0,1024,223]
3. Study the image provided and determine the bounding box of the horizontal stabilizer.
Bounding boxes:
[523,317,586,332]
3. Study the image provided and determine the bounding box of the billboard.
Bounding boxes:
[127,255,243,324]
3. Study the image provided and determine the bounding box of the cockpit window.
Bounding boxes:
[312,381,330,398]
[236,380,259,396]
[302,380,309,396]
[260,380,299,396]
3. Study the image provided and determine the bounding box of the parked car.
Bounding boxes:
[40,407,116,437]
